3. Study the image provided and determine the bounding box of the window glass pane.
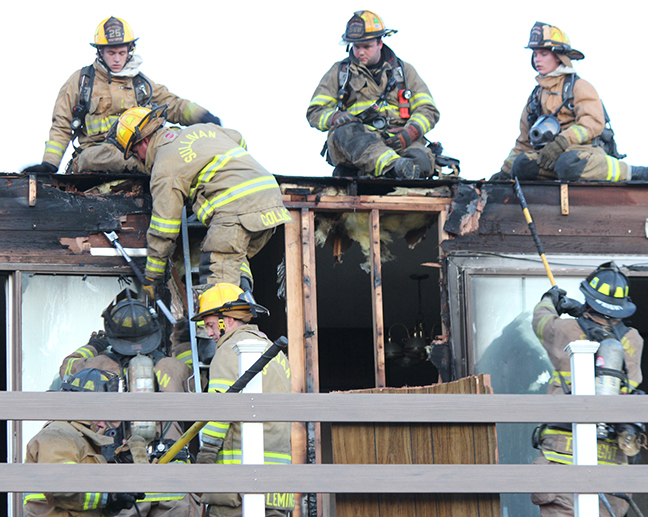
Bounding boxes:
[470,275,583,517]
[471,275,583,395]
[20,274,129,455]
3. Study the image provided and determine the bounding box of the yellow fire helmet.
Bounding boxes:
[340,10,397,45]
[191,283,269,322]
[107,104,167,159]
[526,21,584,60]
[92,16,138,48]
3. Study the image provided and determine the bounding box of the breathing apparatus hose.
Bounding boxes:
[513,177,556,286]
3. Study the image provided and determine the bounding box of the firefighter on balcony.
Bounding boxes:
[494,21,648,182]
[24,368,145,517]
[58,289,202,517]
[191,283,294,516]
[23,16,221,175]
[107,105,290,295]
[307,10,440,179]
[531,262,644,517]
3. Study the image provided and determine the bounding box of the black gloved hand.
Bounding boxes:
[542,285,567,310]
[104,493,146,515]
[201,112,222,126]
[87,330,109,354]
[384,125,420,151]
[537,134,569,170]
[332,111,361,128]
[22,162,58,173]
[557,297,585,318]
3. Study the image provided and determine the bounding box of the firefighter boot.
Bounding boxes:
[391,158,421,179]
[630,166,648,181]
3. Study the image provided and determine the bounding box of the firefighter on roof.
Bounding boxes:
[494,21,648,182]
[24,368,145,517]
[192,283,294,516]
[23,16,221,175]
[58,290,202,517]
[107,105,290,296]
[531,262,644,517]
[307,10,440,179]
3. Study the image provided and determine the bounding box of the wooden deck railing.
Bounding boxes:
[1,392,648,494]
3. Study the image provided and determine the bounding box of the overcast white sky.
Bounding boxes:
[5,0,648,181]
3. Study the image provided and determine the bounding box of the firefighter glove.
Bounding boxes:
[127,435,150,464]
[201,112,222,126]
[537,135,569,170]
[104,493,146,515]
[543,285,567,310]
[332,111,360,128]
[87,330,109,354]
[22,161,58,173]
[557,297,585,318]
[142,276,158,301]
[384,125,420,151]
[197,441,222,464]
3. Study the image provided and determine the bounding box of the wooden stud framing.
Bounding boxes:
[285,210,307,517]
[300,208,326,516]
[28,175,36,207]
[560,183,569,215]
[369,209,386,388]
[301,208,320,395]
[284,194,450,213]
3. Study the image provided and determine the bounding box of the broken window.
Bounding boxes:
[18,274,128,457]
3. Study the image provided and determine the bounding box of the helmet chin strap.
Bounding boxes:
[218,315,226,337]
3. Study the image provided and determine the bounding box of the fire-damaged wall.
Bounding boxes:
[0,173,151,267]
[442,181,648,254]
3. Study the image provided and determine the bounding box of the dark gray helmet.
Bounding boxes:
[102,289,161,355]
[580,262,636,318]
[61,368,119,392]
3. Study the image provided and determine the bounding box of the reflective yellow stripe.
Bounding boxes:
[65,358,79,376]
[204,421,230,439]
[45,140,65,157]
[196,176,280,225]
[409,112,432,134]
[176,350,192,366]
[77,346,95,358]
[142,492,187,502]
[216,449,292,465]
[150,215,181,235]
[569,124,589,143]
[309,95,336,107]
[318,109,335,131]
[183,103,201,121]
[550,370,572,386]
[86,115,119,136]
[209,378,235,392]
[409,92,436,111]
[240,262,253,280]
[24,493,47,503]
[146,256,167,276]
[606,155,621,182]
[189,147,250,199]
[375,150,399,177]
[83,491,103,510]
[265,451,292,465]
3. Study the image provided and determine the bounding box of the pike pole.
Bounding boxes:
[157,336,288,464]
[103,231,176,324]
[513,177,556,286]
